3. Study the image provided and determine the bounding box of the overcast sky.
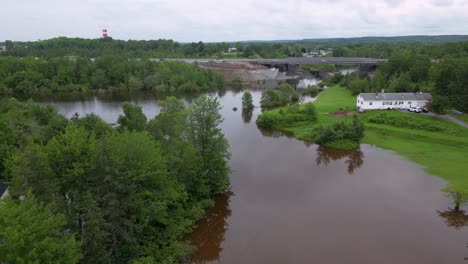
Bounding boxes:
[1,0,467,42]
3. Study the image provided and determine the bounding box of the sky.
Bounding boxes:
[1,0,467,42]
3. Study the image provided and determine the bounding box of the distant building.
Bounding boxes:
[0,45,6,52]
[319,50,330,56]
[307,50,320,57]
[357,92,432,111]
[228,47,238,53]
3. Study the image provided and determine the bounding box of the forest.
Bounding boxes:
[0,96,231,263]
[0,56,224,95]
[1,37,303,59]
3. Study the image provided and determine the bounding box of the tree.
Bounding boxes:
[0,193,81,264]
[278,83,299,101]
[187,96,230,197]
[429,95,448,115]
[230,76,243,89]
[117,102,147,132]
[127,76,143,90]
[443,185,468,212]
[242,92,254,111]
[372,70,386,92]
[348,79,370,95]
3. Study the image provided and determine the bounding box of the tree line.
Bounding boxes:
[2,37,303,59]
[0,56,224,95]
[0,96,230,263]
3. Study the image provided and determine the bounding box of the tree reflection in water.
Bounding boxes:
[242,110,253,123]
[315,146,364,174]
[257,127,295,139]
[437,209,468,230]
[188,191,233,263]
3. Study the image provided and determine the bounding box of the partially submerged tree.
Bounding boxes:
[187,96,231,197]
[242,92,254,111]
[443,185,468,212]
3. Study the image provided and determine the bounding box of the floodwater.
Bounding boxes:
[31,90,468,263]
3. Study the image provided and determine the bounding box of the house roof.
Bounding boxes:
[359,92,432,101]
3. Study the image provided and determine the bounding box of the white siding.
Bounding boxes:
[357,97,428,111]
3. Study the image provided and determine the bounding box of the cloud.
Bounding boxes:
[0,0,466,42]
[431,0,454,6]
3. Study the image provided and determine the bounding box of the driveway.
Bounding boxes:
[420,112,468,128]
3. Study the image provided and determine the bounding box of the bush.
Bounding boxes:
[366,113,443,132]
[315,115,365,150]
[260,89,287,108]
[260,83,299,108]
[256,114,275,128]
[256,103,317,128]
[302,85,319,97]
[230,75,244,89]
[278,83,299,101]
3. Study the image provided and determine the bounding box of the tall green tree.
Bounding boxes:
[117,102,147,132]
[187,96,230,197]
[429,95,448,115]
[242,92,254,111]
[0,193,81,264]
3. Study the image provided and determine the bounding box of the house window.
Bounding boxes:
[408,102,411,105]
[382,102,393,105]
[369,102,373,105]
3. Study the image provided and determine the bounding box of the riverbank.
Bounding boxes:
[257,86,468,189]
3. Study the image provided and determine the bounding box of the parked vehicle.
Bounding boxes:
[421,107,429,113]
[408,106,422,113]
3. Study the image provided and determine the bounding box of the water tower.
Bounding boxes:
[102,29,108,38]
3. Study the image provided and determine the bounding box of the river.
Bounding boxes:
[31,89,468,263]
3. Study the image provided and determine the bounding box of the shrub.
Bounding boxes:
[315,115,365,150]
[260,83,299,108]
[256,103,317,128]
[260,89,286,108]
[366,113,443,132]
[256,114,275,128]
[302,85,319,97]
[278,83,299,101]
[230,75,244,89]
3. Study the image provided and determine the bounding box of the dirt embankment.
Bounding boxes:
[200,61,268,82]
[331,111,354,117]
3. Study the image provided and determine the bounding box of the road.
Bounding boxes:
[155,57,388,65]
[420,112,468,128]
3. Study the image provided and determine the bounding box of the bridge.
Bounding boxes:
[159,57,387,65]
[156,57,388,75]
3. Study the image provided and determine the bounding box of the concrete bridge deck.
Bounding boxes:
[157,57,388,65]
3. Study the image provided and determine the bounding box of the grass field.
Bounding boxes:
[258,86,468,188]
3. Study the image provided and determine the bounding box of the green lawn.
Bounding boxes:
[258,86,468,188]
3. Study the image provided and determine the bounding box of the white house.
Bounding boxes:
[357,92,432,111]
[228,47,238,53]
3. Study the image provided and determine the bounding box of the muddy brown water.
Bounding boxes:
[30,90,468,263]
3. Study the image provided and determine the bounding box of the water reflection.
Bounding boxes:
[188,191,233,263]
[241,110,253,123]
[257,127,294,138]
[437,209,468,230]
[315,146,364,174]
